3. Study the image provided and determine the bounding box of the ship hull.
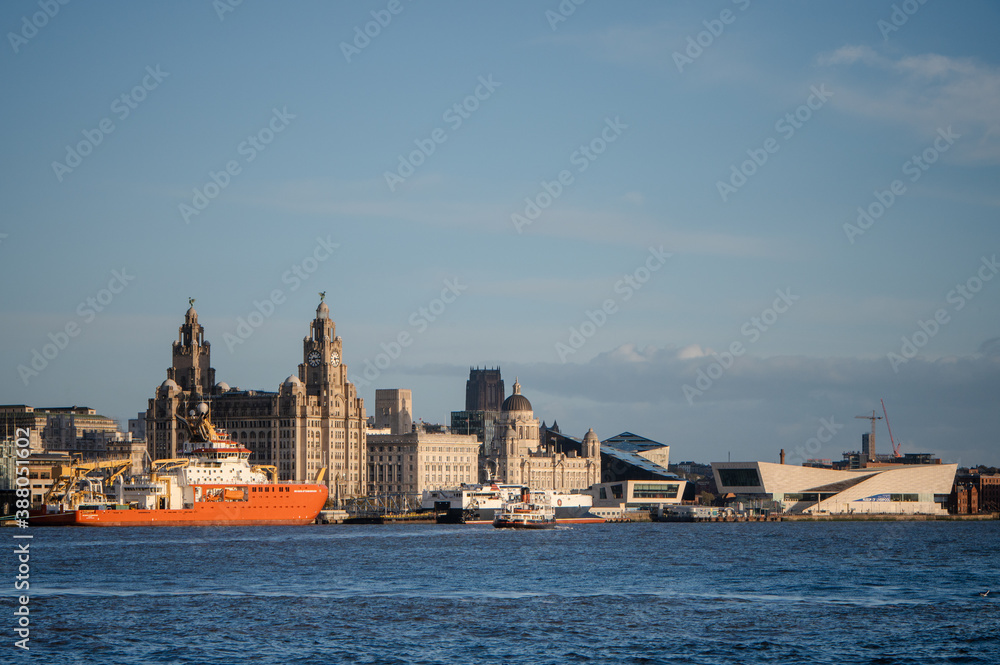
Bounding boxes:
[426,485,605,524]
[493,518,556,530]
[438,505,604,525]
[30,483,328,527]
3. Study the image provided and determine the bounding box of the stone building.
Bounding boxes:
[373,389,413,435]
[0,405,124,456]
[465,367,504,411]
[367,426,479,496]
[145,298,367,497]
[450,367,504,444]
[951,481,979,514]
[484,379,600,491]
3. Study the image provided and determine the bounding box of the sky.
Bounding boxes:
[1,1,998,467]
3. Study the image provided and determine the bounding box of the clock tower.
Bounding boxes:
[282,293,367,498]
[300,293,344,396]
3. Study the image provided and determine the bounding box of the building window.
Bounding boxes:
[718,468,762,488]
[633,483,679,499]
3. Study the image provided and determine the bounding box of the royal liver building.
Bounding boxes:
[145,297,367,499]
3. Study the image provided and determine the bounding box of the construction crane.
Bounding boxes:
[881,398,902,458]
[855,410,882,459]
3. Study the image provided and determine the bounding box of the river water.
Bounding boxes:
[9,521,999,664]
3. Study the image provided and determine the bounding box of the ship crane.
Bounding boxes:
[855,410,882,459]
[43,458,133,506]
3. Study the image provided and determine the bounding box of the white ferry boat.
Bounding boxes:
[493,488,556,529]
[421,483,603,524]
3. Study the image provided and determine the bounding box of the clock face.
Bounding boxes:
[330,351,340,367]
[307,351,322,367]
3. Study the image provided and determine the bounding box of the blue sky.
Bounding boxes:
[2,1,998,466]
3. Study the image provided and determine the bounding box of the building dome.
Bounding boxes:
[159,379,180,395]
[215,382,230,393]
[283,374,303,388]
[501,378,532,412]
[583,428,598,444]
[316,299,330,319]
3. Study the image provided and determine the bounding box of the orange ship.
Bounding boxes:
[30,405,328,527]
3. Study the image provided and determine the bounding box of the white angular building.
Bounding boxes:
[712,461,957,515]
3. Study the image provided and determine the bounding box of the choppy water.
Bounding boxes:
[7,521,999,664]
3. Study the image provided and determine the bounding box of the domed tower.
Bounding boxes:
[501,378,533,414]
[300,293,344,396]
[150,300,217,459]
[167,299,215,395]
[290,294,367,496]
[500,378,540,456]
[487,378,541,482]
[582,428,600,458]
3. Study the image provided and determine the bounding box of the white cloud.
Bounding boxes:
[676,344,708,359]
[819,46,1000,163]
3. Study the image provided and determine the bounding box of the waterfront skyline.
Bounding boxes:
[2,2,999,466]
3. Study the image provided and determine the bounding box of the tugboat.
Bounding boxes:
[493,487,557,529]
[29,403,328,527]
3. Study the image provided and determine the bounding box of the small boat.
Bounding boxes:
[493,487,556,529]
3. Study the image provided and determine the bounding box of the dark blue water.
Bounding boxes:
[8,521,999,664]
